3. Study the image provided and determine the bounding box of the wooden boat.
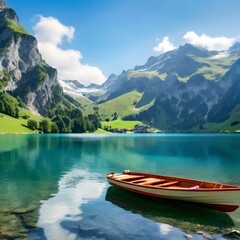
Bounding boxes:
[106,170,240,212]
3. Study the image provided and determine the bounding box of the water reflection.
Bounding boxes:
[60,189,186,240]
[0,134,239,239]
[37,169,106,240]
[57,185,230,240]
[105,186,234,233]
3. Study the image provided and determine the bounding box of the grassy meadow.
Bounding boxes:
[0,108,44,134]
[0,113,33,133]
[101,119,143,130]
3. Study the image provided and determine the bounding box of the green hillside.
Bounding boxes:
[101,119,143,130]
[99,91,143,119]
[80,90,154,122]
[127,70,167,80]
[0,113,33,133]
[93,128,111,134]
[194,54,236,81]
[0,91,44,133]
[76,96,94,114]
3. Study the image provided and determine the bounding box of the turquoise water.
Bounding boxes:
[0,134,239,239]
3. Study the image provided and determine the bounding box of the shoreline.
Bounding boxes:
[0,132,36,135]
[1,131,240,135]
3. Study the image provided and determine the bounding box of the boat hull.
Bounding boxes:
[107,177,240,212]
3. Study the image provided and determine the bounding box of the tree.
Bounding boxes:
[73,119,81,133]
[27,119,38,130]
[15,107,19,118]
[22,115,30,119]
[71,108,83,118]
[62,115,72,133]
[86,119,95,132]
[88,114,101,131]
[0,101,5,113]
[41,119,51,133]
[113,112,118,120]
[5,102,15,117]
[16,96,26,108]
[72,118,87,133]
[51,122,59,133]
[53,115,66,133]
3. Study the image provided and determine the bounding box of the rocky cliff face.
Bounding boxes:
[0,1,59,114]
[0,0,7,10]
[208,59,240,123]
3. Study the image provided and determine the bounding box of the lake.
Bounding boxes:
[0,134,239,239]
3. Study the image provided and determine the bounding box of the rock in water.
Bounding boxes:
[223,230,240,239]
[185,234,193,240]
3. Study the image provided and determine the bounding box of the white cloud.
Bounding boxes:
[37,169,105,240]
[183,31,237,51]
[33,16,106,86]
[33,15,74,45]
[153,36,176,53]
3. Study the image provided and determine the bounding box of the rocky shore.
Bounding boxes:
[0,205,39,239]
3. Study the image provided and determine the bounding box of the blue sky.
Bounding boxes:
[5,0,240,85]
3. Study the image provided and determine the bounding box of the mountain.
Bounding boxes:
[0,2,59,115]
[208,58,240,122]
[135,44,211,77]
[79,43,240,132]
[0,0,100,133]
[5,0,237,133]
[59,79,106,103]
[59,74,118,103]
[229,42,240,52]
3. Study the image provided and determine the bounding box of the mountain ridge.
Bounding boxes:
[72,42,240,132]
[2,0,240,133]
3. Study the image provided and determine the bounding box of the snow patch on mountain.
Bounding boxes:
[59,79,104,100]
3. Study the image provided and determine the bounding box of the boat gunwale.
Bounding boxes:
[106,171,240,192]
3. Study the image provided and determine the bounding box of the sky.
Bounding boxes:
[5,0,240,85]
